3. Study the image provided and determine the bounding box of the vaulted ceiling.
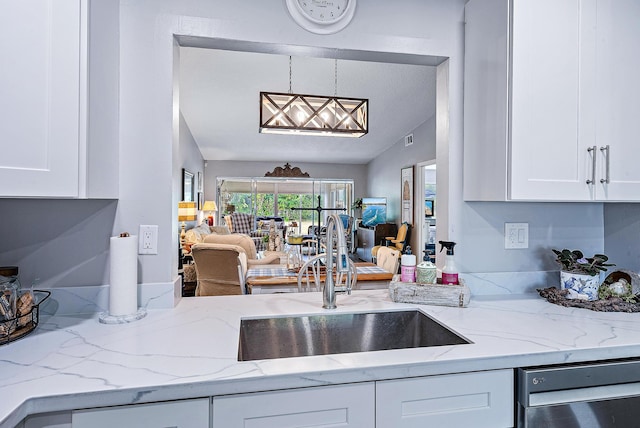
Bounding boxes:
[179,47,437,165]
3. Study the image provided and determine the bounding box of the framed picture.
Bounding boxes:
[197,171,203,192]
[425,199,434,217]
[401,166,414,224]
[197,192,204,210]
[182,168,194,202]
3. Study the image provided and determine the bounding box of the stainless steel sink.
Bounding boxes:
[238,310,471,361]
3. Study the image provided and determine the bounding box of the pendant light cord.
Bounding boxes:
[334,59,338,97]
[289,56,292,94]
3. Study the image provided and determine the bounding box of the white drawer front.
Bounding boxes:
[213,383,374,428]
[376,369,514,428]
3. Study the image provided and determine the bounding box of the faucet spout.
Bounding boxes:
[323,214,350,309]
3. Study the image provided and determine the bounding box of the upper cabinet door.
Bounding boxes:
[509,0,595,201]
[595,0,640,201]
[0,0,80,197]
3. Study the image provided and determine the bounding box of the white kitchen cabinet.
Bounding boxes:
[19,370,513,427]
[0,0,118,199]
[71,398,209,428]
[212,383,375,428]
[593,0,640,201]
[376,369,514,428]
[463,0,640,202]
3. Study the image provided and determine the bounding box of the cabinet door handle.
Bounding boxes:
[586,146,597,184]
[600,145,610,184]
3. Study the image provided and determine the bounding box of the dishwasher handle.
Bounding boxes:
[528,381,640,408]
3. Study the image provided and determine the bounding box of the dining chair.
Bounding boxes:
[376,246,401,274]
[301,238,318,256]
[297,253,358,293]
[338,214,355,253]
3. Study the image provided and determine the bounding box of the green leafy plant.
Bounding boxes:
[351,198,363,211]
[552,249,615,276]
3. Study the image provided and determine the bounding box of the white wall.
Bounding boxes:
[367,115,437,252]
[604,204,640,272]
[179,113,205,226]
[0,199,117,290]
[459,202,604,273]
[0,0,614,303]
[118,0,467,300]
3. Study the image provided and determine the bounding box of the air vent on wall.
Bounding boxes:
[404,134,414,147]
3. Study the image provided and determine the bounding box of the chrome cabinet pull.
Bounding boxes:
[586,146,597,184]
[600,145,610,184]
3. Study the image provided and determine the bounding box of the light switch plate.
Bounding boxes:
[505,222,528,249]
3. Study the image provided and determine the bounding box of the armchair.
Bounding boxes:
[371,222,411,263]
[191,243,248,296]
[203,233,281,266]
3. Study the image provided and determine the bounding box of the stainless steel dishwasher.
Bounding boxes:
[517,359,640,427]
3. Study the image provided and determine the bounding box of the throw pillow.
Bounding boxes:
[210,225,230,235]
[231,212,255,235]
[184,223,212,244]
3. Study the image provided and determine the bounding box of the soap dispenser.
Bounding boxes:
[400,246,417,282]
[416,250,437,284]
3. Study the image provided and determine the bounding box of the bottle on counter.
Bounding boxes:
[416,251,437,285]
[400,246,417,282]
[439,241,459,285]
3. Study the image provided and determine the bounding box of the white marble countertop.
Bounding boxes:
[3,289,640,427]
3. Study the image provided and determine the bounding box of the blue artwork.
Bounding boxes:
[362,206,386,227]
[361,197,386,227]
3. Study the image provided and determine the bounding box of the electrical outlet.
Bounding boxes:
[139,225,158,254]
[505,222,528,249]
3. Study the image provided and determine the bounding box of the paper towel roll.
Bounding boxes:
[109,234,138,316]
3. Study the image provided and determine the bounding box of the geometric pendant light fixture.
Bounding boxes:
[259,57,368,138]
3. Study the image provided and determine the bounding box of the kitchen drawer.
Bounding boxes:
[376,369,514,428]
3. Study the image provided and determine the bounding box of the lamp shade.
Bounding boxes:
[178,201,197,221]
[202,200,217,212]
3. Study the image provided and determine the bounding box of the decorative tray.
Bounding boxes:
[389,276,471,308]
[0,290,51,346]
[538,287,640,313]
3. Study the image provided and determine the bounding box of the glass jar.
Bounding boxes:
[0,267,19,339]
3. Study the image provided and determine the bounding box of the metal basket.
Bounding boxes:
[0,290,51,346]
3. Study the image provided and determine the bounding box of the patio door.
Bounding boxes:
[216,177,353,233]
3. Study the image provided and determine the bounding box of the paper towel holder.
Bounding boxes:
[99,307,147,324]
[99,233,148,324]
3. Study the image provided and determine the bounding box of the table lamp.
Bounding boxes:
[178,201,197,243]
[202,200,217,226]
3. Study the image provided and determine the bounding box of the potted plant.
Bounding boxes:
[351,198,363,219]
[552,249,615,301]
